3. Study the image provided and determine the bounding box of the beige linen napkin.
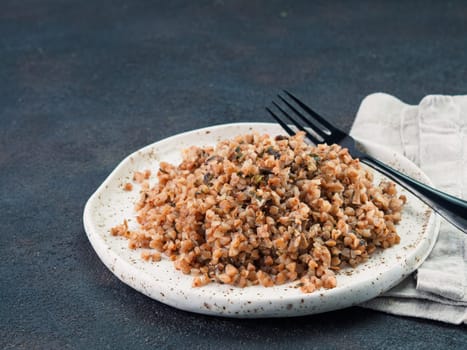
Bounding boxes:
[350,93,467,325]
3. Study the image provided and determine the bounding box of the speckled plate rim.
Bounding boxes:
[83,122,440,318]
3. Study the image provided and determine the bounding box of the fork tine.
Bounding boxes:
[265,107,295,136]
[270,102,323,145]
[277,94,328,138]
[283,90,336,132]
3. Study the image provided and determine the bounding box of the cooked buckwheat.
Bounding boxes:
[111,132,405,293]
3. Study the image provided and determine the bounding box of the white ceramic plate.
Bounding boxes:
[83,122,439,318]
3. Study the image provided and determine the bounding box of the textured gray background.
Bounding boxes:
[1,0,466,349]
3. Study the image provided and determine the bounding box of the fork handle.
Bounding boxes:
[360,156,467,233]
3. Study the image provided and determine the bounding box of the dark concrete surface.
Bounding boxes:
[1,0,466,348]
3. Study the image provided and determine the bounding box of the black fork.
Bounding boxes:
[266,90,467,233]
